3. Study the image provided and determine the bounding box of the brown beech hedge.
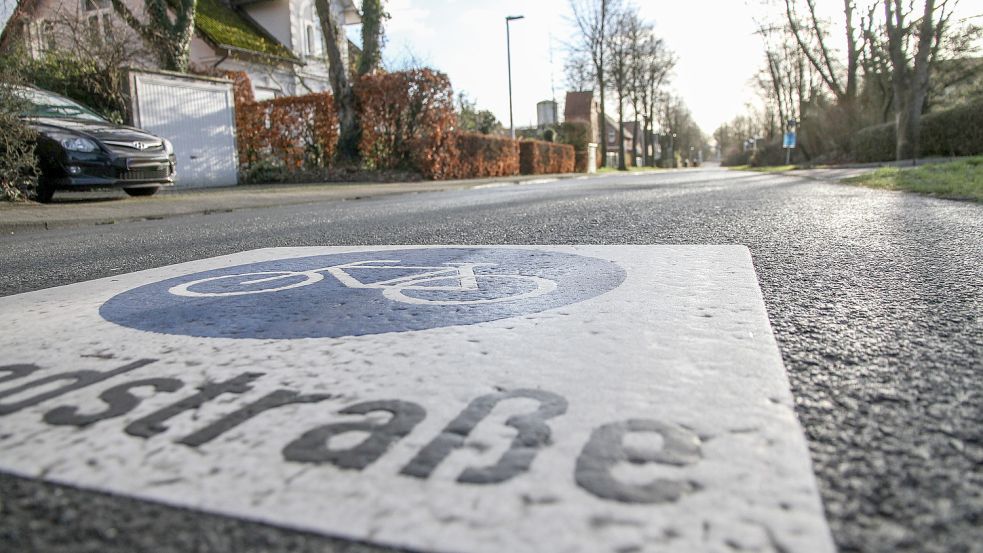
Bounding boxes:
[519,140,576,175]
[448,132,519,178]
[228,70,575,180]
[229,72,337,170]
[356,69,458,178]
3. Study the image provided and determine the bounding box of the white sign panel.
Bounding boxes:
[0,246,834,552]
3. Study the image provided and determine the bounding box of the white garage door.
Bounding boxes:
[130,71,238,188]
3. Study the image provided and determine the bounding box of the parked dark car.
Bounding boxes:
[17,86,176,202]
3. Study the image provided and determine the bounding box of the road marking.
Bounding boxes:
[101,248,620,339]
[0,246,834,553]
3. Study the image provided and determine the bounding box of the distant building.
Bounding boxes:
[537,100,558,129]
[0,0,361,100]
[563,91,600,145]
[602,115,635,167]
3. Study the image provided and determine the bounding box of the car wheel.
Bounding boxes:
[35,181,55,203]
[123,186,160,197]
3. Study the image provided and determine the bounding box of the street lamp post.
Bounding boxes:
[506,15,524,140]
[669,132,677,168]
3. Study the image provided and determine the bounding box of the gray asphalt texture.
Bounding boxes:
[1,168,981,553]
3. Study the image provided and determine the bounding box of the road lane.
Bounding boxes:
[1,168,980,553]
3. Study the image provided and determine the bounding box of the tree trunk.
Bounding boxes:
[617,100,626,170]
[885,0,938,163]
[359,0,385,75]
[597,0,608,168]
[315,0,360,164]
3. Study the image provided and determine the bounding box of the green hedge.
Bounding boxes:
[853,100,983,162]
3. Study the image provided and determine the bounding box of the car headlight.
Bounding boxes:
[162,138,174,155]
[60,137,99,152]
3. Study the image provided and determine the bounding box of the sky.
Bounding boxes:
[374,0,765,134]
[5,0,977,134]
[0,0,14,34]
[374,0,982,135]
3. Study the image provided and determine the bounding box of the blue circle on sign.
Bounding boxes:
[100,248,626,339]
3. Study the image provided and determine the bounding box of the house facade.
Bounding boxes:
[564,90,644,167]
[601,115,635,167]
[0,0,360,100]
[563,90,601,145]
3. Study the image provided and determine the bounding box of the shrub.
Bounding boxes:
[0,55,39,201]
[237,93,338,170]
[519,140,576,175]
[920,100,983,158]
[721,148,752,167]
[356,69,457,179]
[555,122,590,172]
[852,122,896,163]
[447,132,518,178]
[223,70,255,104]
[225,71,338,175]
[749,140,789,167]
[853,99,983,162]
[22,52,129,124]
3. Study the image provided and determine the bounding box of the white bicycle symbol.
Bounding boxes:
[168,260,558,306]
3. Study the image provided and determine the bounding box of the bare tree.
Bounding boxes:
[858,3,896,123]
[637,35,674,166]
[564,51,595,92]
[606,5,634,170]
[568,0,619,167]
[314,0,360,164]
[624,11,651,168]
[883,0,955,161]
[109,0,196,72]
[658,95,704,165]
[753,17,823,158]
[782,0,863,106]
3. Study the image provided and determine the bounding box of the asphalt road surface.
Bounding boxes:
[1,167,980,553]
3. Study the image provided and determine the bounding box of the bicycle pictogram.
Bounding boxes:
[168,260,558,306]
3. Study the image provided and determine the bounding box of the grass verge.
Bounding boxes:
[842,156,983,202]
[596,166,662,174]
[728,164,801,173]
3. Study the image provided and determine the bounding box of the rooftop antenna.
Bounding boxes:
[548,32,556,104]
[549,31,560,125]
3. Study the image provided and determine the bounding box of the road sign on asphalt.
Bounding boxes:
[0,246,834,553]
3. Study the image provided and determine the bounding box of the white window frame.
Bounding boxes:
[81,0,113,45]
[305,24,316,56]
[302,2,323,58]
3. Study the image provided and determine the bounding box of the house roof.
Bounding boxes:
[564,91,594,120]
[604,114,633,139]
[196,0,297,61]
[340,0,361,24]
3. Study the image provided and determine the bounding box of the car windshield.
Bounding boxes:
[18,87,108,122]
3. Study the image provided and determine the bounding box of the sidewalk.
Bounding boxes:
[0,173,583,233]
